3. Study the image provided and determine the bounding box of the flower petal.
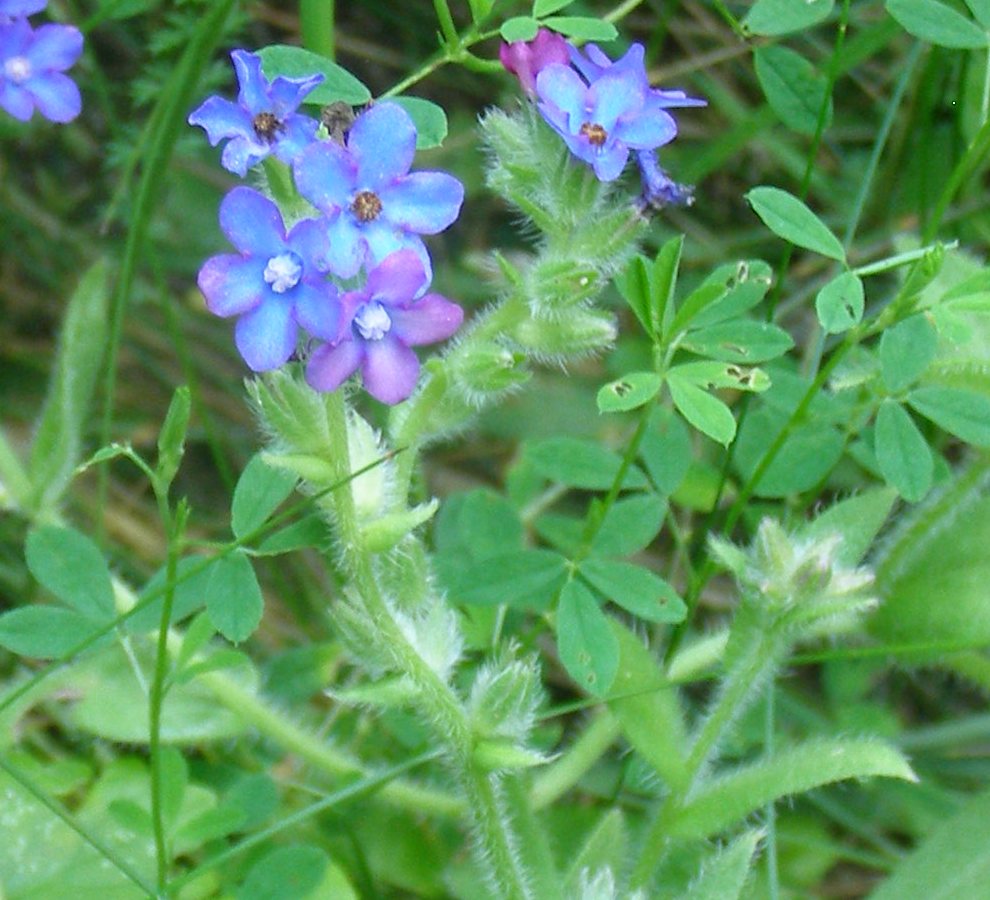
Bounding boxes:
[536,64,587,131]
[271,113,319,165]
[198,255,266,317]
[615,108,676,151]
[219,187,286,255]
[26,24,83,71]
[379,171,464,235]
[364,249,428,306]
[295,281,343,342]
[0,83,33,120]
[234,295,297,371]
[364,228,432,289]
[220,136,269,178]
[325,210,366,278]
[286,217,332,273]
[591,143,629,182]
[306,339,363,393]
[232,50,269,114]
[293,141,356,213]
[390,293,463,346]
[269,72,323,117]
[28,71,80,123]
[588,73,642,133]
[362,335,420,404]
[187,96,253,144]
[349,102,416,190]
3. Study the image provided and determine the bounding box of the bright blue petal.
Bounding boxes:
[362,334,420,404]
[29,72,80,122]
[379,171,464,235]
[364,250,428,307]
[25,23,82,71]
[589,73,642,133]
[363,226,432,287]
[234,295,297,371]
[294,282,342,342]
[349,102,416,190]
[220,136,270,177]
[293,141,356,213]
[325,210,366,278]
[306,339,363,393]
[591,142,628,182]
[198,255,266,317]
[0,83,33,120]
[569,43,612,81]
[272,113,319,166]
[615,108,676,150]
[0,0,47,16]
[188,96,253,144]
[269,72,323,117]
[390,293,463,346]
[219,187,286,255]
[232,50,269,114]
[286,217,332,273]
[536,64,587,132]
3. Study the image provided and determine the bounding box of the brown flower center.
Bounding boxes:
[253,111,283,143]
[351,190,383,222]
[579,122,608,146]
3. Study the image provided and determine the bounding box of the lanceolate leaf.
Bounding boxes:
[874,400,933,502]
[747,187,845,261]
[556,581,619,696]
[670,738,915,839]
[205,550,265,643]
[907,386,990,446]
[682,830,762,900]
[667,375,737,446]
[879,314,937,392]
[597,372,663,413]
[886,0,989,48]
[680,319,794,364]
[25,525,115,622]
[754,45,833,135]
[743,0,834,35]
[231,454,298,541]
[578,558,686,624]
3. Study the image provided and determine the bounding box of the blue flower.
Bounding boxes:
[198,186,341,372]
[293,102,464,281]
[535,42,704,183]
[636,150,694,211]
[0,0,47,23]
[0,17,81,122]
[188,50,323,177]
[305,249,463,404]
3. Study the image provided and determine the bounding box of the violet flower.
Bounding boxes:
[305,250,463,405]
[499,28,569,97]
[0,17,81,123]
[636,150,694,211]
[188,50,323,177]
[293,101,464,281]
[0,0,47,23]
[198,186,341,372]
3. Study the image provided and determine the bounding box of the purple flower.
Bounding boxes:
[636,150,694,211]
[198,186,341,372]
[293,102,464,281]
[0,0,47,23]
[0,17,81,123]
[188,50,323,177]
[499,28,570,97]
[305,250,463,405]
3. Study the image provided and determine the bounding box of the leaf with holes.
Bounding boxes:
[597,372,662,413]
[816,271,864,333]
[556,581,619,696]
[668,375,737,446]
[681,320,794,364]
[579,558,686,624]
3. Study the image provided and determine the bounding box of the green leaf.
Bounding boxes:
[556,581,619,696]
[886,0,989,48]
[231,454,298,541]
[129,555,217,632]
[688,259,774,330]
[754,45,833,135]
[680,319,794,363]
[874,400,933,502]
[157,385,191,487]
[239,844,329,900]
[747,186,845,261]
[639,407,692,495]
[908,386,990,446]
[28,259,110,512]
[25,525,115,621]
[434,488,524,562]
[257,45,371,105]
[607,619,688,788]
[0,606,101,659]
[879,314,937,392]
[501,16,539,41]
[870,787,990,899]
[563,810,628,898]
[816,271,864,334]
[667,375,737,446]
[597,372,662,412]
[534,0,575,15]
[615,254,655,337]
[467,0,496,22]
[253,515,327,556]
[389,96,448,149]
[543,16,618,41]
[445,549,568,609]
[802,487,898,566]
[526,437,649,490]
[681,831,762,900]
[579,558,686,623]
[743,0,834,35]
[652,234,685,337]
[206,550,264,643]
[668,360,771,393]
[671,738,915,839]
[591,493,667,557]
[965,0,990,29]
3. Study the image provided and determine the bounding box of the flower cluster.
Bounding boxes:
[500,29,703,205]
[0,0,82,123]
[191,51,464,405]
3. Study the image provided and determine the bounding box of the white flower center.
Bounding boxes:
[263,252,303,294]
[4,56,32,85]
[354,301,391,341]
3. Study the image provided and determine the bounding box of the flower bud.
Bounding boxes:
[526,257,601,313]
[449,341,530,399]
[511,308,617,360]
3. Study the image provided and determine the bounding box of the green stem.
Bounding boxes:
[531,711,620,809]
[432,0,460,49]
[0,425,32,511]
[923,114,990,243]
[300,0,335,59]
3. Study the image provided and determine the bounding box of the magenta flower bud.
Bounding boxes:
[499,28,570,97]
